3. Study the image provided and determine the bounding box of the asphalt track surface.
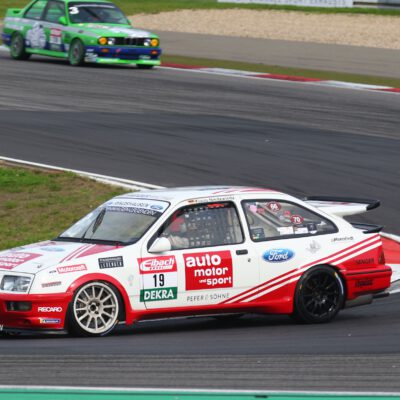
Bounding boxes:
[1,52,400,391]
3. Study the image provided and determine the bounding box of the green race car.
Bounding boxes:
[2,0,161,68]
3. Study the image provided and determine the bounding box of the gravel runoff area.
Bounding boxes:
[131,9,400,50]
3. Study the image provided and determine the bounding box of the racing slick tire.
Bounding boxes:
[292,266,345,324]
[137,64,154,69]
[67,281,123,337]
[68,39,85,66]
[10,33,31,60]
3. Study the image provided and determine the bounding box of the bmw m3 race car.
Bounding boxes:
[0,186,392,336]
[2,0,161,67]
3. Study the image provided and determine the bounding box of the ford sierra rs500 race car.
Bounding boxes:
[2,0,161,67]
[0,186,392,336]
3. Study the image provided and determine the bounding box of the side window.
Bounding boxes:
[242,199,337,242]
[43,1,65,23]
[24,0,48,20]
[158,202,244,250]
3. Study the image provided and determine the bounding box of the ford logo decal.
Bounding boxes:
[263,248,295,263]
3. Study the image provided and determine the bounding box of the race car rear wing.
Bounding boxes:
[304,196,380,218]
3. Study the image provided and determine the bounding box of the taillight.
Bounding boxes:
[378,249,386,265]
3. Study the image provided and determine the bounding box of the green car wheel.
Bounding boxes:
[69,39,85,67]
[10,33,30,60]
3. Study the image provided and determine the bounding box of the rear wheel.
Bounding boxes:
[68,281,122,337]
[292,266,344,324]
[10,33,30,60]
[69,39,85,66]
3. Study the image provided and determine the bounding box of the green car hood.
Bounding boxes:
[71,23,157,38]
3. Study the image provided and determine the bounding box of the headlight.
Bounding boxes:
[0,276,32,293]
[107,38,116,45]
[98,37,108,45]
[144,38,159,47]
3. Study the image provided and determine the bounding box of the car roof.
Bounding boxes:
[114,186,287,206]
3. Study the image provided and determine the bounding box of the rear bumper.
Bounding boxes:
[84,46,161,65]
[342,265,392,300]
[0,292,72,331]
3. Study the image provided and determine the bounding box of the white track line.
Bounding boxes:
[0,156,164,191]
[0,385,400,396]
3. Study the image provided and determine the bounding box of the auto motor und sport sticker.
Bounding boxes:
[184,250,233,290]
[138,256,178,302]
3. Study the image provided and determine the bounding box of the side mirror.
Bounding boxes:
[148,237,171,253]
[58,16,67,25]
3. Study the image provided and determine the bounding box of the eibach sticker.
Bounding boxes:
[0,252,41,270]
[138,256,178,302]
[184,251,233,290]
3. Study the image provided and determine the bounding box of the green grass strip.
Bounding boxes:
[2,0,400,19]
[0,164,127,251]
[162,54,400,88]
[0,388,398,400]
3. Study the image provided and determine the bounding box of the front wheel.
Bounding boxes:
[10,33,30,60]
[69,40,85,66]
[292,266,344,324]
[68,281,122,337]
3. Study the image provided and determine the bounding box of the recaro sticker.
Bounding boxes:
[184,251,233,290]
[138,256,178,302]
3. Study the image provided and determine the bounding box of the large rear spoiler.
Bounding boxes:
[304,196,380,218]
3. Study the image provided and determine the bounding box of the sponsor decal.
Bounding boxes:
[290,214,304,225]
[307,223,318,234]
[306,240,321,254]
[139,256,178,302]
[50,28,62,43]
[0,252,41,270]
[140,287,178,302]
[26,22,46,49]
[355,278,373,288]
[40,247,65,252]
[332,236,354,243]
[277,226,294,235]
[138,256,177,273]
[267,201,281,212]
[251,227,265,240]
[355,258,374,265]
[39,318,61,324]
[184,251,233,290]
[106,199,168,216]
[57,264,87,274]
[41,281,62,288]
[263,248,295,263]
[294,227,308,234]
[37,306,63,312]
[98,256,124,269]
[187,292,229,302]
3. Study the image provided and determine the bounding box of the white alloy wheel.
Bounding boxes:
[72,282,119,336]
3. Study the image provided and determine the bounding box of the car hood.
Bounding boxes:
[0,240,118,275]
[72,23,155,38]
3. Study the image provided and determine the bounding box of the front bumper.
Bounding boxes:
[84,46,162,65]
[0,292,72,331]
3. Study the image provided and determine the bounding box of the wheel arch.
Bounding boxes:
[66,273,132,325]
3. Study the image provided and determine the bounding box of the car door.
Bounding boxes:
[140,201,259,310]
[240,198,338,304]
[41,0,67,54]
[22,0,48,52]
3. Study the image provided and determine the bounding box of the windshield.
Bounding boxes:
[68,2,129,24]
[58,198,169,244]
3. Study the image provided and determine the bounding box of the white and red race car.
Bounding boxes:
[0,186,392,336]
